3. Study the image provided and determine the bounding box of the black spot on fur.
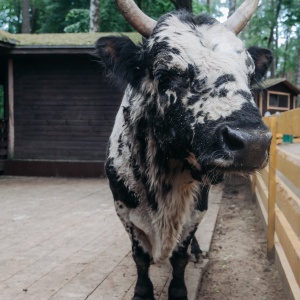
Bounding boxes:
[219,88,229,97]
[214,74,236,88]
[235,89,252,102]
[210,90,217,98]
[191,77,207,93]
[171,47,180,55]
[118,133,124,156]
[187,95,199,106]
[105,157,139,208]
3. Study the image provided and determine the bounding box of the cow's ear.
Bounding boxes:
[95,36,145,87]
[247,46,273,84]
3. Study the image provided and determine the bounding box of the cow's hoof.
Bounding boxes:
[168,295,188,300]
[168,285,188,300]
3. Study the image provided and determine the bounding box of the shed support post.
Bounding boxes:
[8,58,14,159]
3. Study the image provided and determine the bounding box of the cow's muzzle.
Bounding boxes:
[210,124,272,172]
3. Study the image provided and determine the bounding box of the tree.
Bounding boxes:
[171,0,192,12]
[22,0,30,33]
[0,0,299,87]
[228,0,236,17]
[89,0,100,32]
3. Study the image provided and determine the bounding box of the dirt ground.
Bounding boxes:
[198,176,286,300]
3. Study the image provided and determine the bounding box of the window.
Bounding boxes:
[268,91,289,110]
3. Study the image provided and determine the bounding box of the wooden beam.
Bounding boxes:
[267,117,277,260]
[256,173,268,212]
[275,207,300,287]
[277,147,300,190]
[275,176,300,238]
[8,58,14,159]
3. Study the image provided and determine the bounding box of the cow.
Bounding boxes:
[95,0,273,299]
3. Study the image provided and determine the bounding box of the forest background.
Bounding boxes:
[0,0,299,86]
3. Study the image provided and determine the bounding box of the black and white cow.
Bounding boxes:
[96,0,272,299]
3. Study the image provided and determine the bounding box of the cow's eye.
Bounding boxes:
[156,71,172,84]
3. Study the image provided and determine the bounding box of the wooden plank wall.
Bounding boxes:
[252,108,300,300]
[0,119,7,159]
[13,54,122,161]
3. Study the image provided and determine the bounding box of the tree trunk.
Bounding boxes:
[228,0,236,17]
[267,0,282,77]
[89,0,100,32]
[207,0,211,10]
[171,0,192,12]
[31,6,38,33]
[22,0,30,33]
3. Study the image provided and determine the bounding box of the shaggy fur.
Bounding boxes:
[96,10,272,300]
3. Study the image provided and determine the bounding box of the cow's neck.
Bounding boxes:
[125,101,200,262]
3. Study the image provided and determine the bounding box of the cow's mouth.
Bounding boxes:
[199,156,269,184]
[204,157,268,174]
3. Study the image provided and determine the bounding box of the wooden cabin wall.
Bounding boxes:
[13,54,122,161]
[261,83,298,116]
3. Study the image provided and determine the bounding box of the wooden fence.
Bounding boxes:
[252,108,300,300]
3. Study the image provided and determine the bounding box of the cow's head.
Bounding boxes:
[96,0,272,180]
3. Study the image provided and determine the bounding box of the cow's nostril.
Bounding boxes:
[222,126,245,151]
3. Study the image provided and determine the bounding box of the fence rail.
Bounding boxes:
[252,108,300,300]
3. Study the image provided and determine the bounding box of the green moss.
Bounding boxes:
[0,31,142,46]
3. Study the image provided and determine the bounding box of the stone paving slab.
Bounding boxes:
[0,176,222,300]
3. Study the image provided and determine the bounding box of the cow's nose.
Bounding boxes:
[219,125,272,168]
[221,126,246,151]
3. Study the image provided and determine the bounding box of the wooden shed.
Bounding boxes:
[254,78,300,116]
[0,31,140,177]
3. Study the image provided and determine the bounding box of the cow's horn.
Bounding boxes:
[115,0,157,37]
[223,0,258,35]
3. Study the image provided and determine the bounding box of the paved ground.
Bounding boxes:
[0,176,222,300]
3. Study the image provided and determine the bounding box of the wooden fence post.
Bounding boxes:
[267,116,277,260]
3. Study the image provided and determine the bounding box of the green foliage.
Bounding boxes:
[241,0,300,82]
[35,0,89,33]
[101,0,132,32]
[0,0,21,33]
[64,9,89,33]
[192,0,207,15]
[0,0,299,84]
[140,0,173,20]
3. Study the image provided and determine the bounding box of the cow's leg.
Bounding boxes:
[132,242,155,300]
[190,236,202,262]
[168,251,189,300]
[168,225,198,300]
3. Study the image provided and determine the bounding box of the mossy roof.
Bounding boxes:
[0,30,142,46]
[262,78,300,94]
